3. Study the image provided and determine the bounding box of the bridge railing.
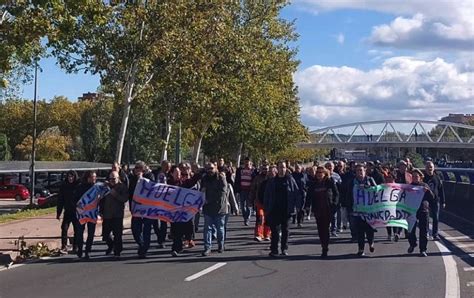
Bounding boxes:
[436,168,474,222]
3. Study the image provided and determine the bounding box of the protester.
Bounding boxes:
[74,170,97,259]
[100,171,129,258]
[167,165,201,257]
[307,166,339,258]
[264,161,302,257]
[291,163,307,228]
[335,160,349,231]
[112,161,129,187]
[304,165,316,220]
[128,161,155,258]
[423,161,445,240]
[56,170,80,253]
[325,162,342,237]
[388,160,413,241]
[340,161,357,241]
[235,157,255,226]
[201,162,228,256]
[408,169,435,257]
[250,164,271,241]
[344,164,377,256]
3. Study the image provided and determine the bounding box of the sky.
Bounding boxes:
[21,0,474,130]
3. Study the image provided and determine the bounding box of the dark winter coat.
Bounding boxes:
[307,177,339,215]
[423,173,445,205]
[263,174,302,219]
[57,180,79,218]
[99,183,129,219]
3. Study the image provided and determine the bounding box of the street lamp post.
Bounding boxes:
[29,61,38,205]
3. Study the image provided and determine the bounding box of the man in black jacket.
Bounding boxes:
[100,171,129,258]
[423,161,445,240]
[56,170,80,253]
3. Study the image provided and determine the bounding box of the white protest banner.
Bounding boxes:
[353,183,425,232]
[132,178,204,222]
[76,183,110,225]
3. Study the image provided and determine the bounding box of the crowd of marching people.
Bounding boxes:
[56,156,445,260]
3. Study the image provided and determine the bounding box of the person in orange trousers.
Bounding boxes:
[251,165,276,241]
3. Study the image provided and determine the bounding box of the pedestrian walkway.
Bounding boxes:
[0,212,130,264]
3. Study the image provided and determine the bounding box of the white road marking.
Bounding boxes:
[455,242,474,249]
[467,281,474,287]
[0,263,25,272]
[434,240,460,298]
[463,267,474,272]
[184,262,227,282]
[443,235,473,241]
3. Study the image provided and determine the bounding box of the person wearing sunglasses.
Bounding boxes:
[100,171,129,258]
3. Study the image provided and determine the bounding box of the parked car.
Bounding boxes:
[37,193,59,208]
[34,186,51,198]
[0,184,30,201]
[45,180,62,194]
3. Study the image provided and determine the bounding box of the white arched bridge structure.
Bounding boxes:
[298,120,474,149]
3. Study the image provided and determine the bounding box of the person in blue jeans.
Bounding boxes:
[201,162,228,256]
[128,161,155,258]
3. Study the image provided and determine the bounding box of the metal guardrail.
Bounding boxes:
[436,168,474,222]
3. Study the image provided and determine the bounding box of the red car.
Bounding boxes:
[0,184,30,201]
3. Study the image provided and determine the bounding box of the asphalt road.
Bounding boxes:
[0,215,458,298]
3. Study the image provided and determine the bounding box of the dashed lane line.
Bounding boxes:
[184,262,227,282]
[463,267,474,272]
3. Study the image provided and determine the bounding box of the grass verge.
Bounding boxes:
[0,205,56,224]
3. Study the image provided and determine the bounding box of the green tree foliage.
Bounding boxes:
[15,127,71,161]
[80,98,114,162]
[0,133,11,161]
[0,2,50,88]
[1,1,307,164]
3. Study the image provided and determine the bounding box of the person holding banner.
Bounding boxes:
[100,171,129,258]
[201,162,228,256]
[307,166,339,258]
[345,164,377,257]
[168,165,201,257]
[408,169,435,257]
[74,171,97,259]
[128,161,155,259]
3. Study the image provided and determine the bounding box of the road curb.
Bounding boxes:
[1,215,132,269]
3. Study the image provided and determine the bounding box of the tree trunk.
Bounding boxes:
[160,111,172,161]
[191,134,203,164]
[191,117,214,164]
[236,142,243,167]
[115,74,136,164]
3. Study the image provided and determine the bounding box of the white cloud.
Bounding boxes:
[295,56,474,128]
[294,0,474,51]
[336,33,345,45]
